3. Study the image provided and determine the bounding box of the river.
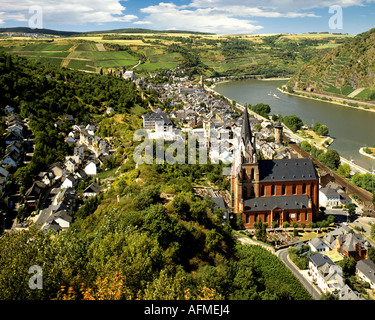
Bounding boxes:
[214,78,375,171]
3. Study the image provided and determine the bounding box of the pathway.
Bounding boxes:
[96,43,106,52]
[348,87,365,98]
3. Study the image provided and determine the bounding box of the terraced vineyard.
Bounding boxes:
[0,32,351,78]
[288,28,375,102]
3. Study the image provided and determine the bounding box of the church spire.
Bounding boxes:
[240,105,257,163]
[241,104,252,147]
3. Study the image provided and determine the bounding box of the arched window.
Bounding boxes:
[271,185,275,196]
[282,185,286,195]
[242,169,247,180]
[292,184,297,195]
[302,183,306,194]
[297,211,300,221]
[310,183,314,197]
[243,186,247,198]
[250,186,255,197]
[251,168,254,180]
[261,185,265,196]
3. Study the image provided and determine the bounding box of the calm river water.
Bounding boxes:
[214,79,375,171]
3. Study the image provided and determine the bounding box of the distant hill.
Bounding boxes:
[0,26,213,36]
[287,28,375,101]
[83,28,214,35]
[0,27,80,37]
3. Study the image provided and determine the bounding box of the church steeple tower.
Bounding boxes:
[240,105,257,164]
[231,105,260,214]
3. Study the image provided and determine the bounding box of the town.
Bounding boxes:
[1,64,375,301]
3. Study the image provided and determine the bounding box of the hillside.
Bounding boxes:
[0,51,314,300]
[0,31,351,78]
[287,28,375,101]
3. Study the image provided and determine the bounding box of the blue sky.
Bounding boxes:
[1,0,375,35]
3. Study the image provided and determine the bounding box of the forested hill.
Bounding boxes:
[0,51,146,174]
[287,28,375,101]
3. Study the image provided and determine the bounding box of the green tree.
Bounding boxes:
[317,125,329,136]
[318,149,341,170]
[282,114,303,132]
[337,163,351,179]
[346,203,356,216]
[338,257,356,278]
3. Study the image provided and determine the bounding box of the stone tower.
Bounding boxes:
[274,121,283,144]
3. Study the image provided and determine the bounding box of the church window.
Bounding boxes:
[243,186,247,198]
[271,185,275,196]
[292,184,297,195]
[302,183,306,194]
[297,211,300,221]
[261,185,265,196]
[282,185,286,195]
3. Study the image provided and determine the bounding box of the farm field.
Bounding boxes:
[0,32,352,77]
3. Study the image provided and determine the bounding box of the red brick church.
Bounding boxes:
[230,108,319,228]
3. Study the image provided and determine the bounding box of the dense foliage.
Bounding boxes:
[0,162,312,300]
[0,51,146,186]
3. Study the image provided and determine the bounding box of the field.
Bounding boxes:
[0,32,352,77]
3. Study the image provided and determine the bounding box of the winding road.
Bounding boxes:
[276,248,322,300]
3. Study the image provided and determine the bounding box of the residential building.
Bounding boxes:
[356,259,375,289]
[308,237,330,253]
[335,232,370,261]
[85,160,99,176]
[83,182,101,198]
[2,149,21,167]
[46,210,72,229]
[309,253,345,294]
[338,284,365,300]
[142,111,173,132]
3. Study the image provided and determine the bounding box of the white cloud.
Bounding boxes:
[190,0,373,11]
[0,0,137,26]
[133,20,153,25]
[140,2,264,34]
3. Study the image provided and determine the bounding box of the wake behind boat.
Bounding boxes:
[268,91,280,99]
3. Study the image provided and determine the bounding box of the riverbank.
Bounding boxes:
[209,81,373,176]
[278,87,375,114]
[359,147,375,162]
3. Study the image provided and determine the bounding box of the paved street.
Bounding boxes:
[277,248,322,300]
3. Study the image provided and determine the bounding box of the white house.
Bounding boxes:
[83,182,101,197]
[309,253,345,295]
[356,259,375,290]
[308,237,330,253]
[84,160,99,176]
[123,70,136,81]
[61,174,77,189]
[319,187,341,207]
[46,210,72,229]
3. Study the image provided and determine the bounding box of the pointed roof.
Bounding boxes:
[241,106,252,147]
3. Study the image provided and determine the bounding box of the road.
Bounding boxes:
[235,233,321,300]
[277,248,322,300]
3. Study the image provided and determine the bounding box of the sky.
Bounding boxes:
[1,0,375,35]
